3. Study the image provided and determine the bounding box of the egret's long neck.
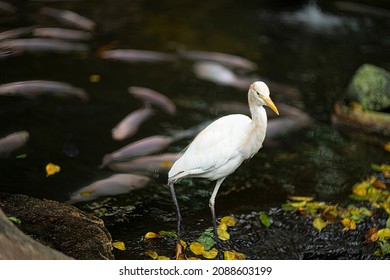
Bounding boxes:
[249,105,268,146]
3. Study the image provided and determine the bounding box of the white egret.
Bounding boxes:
[167,81,279,242]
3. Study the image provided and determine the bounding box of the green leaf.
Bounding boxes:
[259,212,271,228]
[371,163,382,172]
[158,230,177,238]
[16,154,27,159]
[386,218,390,229]
[8,216,21,225]
[197,227,215,251]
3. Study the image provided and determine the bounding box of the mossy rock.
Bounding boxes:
[347,64,390,111]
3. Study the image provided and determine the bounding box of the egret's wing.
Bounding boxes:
[169,114,251,179]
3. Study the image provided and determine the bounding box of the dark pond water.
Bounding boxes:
[1,0,389,259]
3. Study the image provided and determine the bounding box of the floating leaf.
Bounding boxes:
[45,163,61,177]
[112,241,126,251]
[259,212,271,228]
[160,161,173,168]
[313,217,328,232]
[16,154,27,159]
[144,232,163,239]
[202,248,218,259]
[217,223,230,240]
[341,218,356,231]
[288,196,314,202]
[187,257,201,260]
[189,242,205,255]
[197,227,215,251]
[384,142,390,152]
[8,216,21,225]
[221,215,237,227]
[80,190,94,196]
[89,74,101,83]
[145,250,158,259]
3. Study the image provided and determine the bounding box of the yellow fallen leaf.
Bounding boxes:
[145,250,158,259]
[157,255,170,260]
[288,196,314,202]
[376,228,390,241]
[384,142,390,152]
[341,218,356,231]
[89,74,101,83]
[46,163,61,177]
[223,250,245,260]
[366,228,378,242]
[202,248,218,259]
[220,215,237,227]
[372,179,386,189]
[381,202,390,215]
[176,242,186,260]
[187,257,201,260]
[179,239,187,249]
[144,232,163,239]
[313,217,328,232]
[160,161,173,168]
[322,205,338,222]
[217,223,230,240]
[112,241,126,250]
[189,242,205,255]
[352,182,368,197]
[80,190,95,196]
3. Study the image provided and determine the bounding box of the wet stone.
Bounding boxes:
[0,193,114,259]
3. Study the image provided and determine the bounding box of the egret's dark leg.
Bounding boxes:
[209,177,226,242]
[168,181,183,240]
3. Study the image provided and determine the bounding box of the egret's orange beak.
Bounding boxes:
[262,96,279,115]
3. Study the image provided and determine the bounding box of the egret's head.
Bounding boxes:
[249,81,279,115]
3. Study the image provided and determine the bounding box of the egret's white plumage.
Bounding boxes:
[167,81,279,242]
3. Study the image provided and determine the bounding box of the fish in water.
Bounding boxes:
[179,49,257,71]
[0,131,29,157]
[107,153,181,175]
[100,135,176,168]
[128,86,176,115]
[0,38,89,54]
[33,27,93,41]
[193,61,251,89]
[0,47,23,60]
[66,174,150,204]
[40,7,96,31]
[0,80,89,101]
[0,1,17,14]
[100,49,176,63]
[0,26,36,41]
[112,107,155,141]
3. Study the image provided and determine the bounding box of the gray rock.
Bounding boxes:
[0,207,72,259]
[347,64,390,111]
[0,193,114,259]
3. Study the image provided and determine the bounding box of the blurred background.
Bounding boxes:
[0,0,389,258]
